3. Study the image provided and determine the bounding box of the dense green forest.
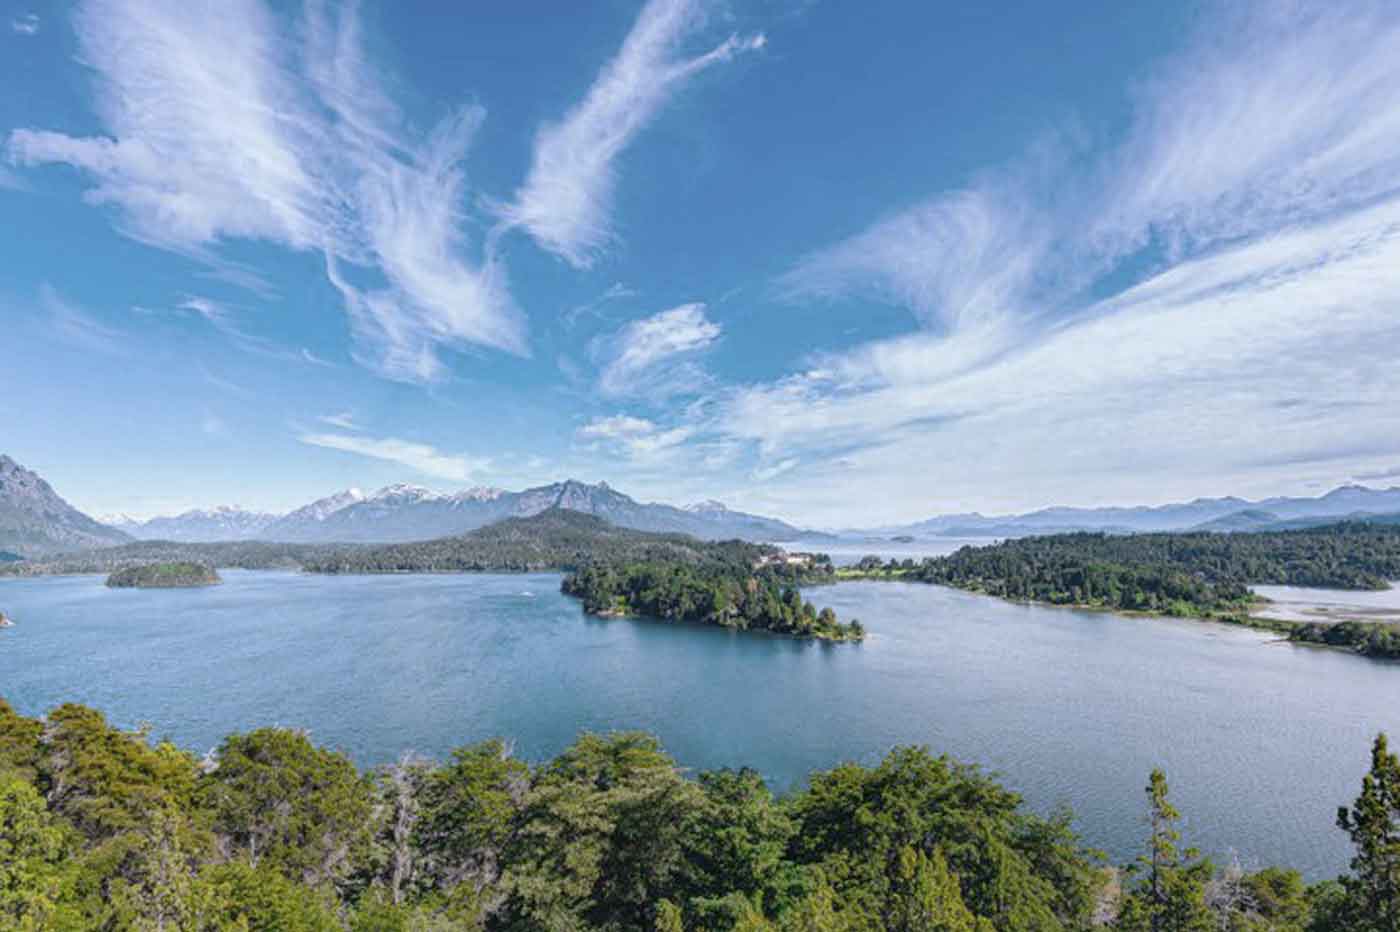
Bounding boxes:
[0,540,364,576]
[299,510,776,575]
[105,562,222,589]
[845,524,1400,658]
[562,558,861,641]
[2,698,1396,931]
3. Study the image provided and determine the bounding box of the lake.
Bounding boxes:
[1,570,1396,878]
[1252,582,1400,623]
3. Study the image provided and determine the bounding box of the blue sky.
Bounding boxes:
[4,0,1400,527]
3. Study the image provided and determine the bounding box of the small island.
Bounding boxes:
[105,562,222,589]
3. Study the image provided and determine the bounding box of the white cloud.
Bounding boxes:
[299,432,488,481]
[577,414,694,460]
[733,0,1400,524]
[319,411,361,431]
[40,284,125,355]
[1093,2,1400,259]
[781,184,1049,335]
[501,0,764,267]
[716,196,1400,525]
[177,296,232,327]
[751,458,798,482]
[1354,466,1400,482]
[8,0,523,382]
[11,13,39,35]
[596,302,720,399]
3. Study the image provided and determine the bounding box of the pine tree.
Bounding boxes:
[1117,770,1212,932]
[1336,733,1400,930]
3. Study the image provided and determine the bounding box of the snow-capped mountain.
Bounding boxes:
[119,505,280,542]
[254,480,804,543]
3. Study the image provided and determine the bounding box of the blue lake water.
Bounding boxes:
[1,569,1396,878]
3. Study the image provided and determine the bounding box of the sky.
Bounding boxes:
[4,0,1400,528]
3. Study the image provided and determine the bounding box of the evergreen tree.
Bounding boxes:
[1335,733,1400,930]
[1117,770,1212,932]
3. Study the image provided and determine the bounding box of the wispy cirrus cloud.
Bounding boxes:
[40,285,126,356]
[11,13,39,35]
[708,0,1400,524]
[319,411,361,431]
[298,431,488,481]
[577,414,694,460]
[9,0,523,383]
[501,0,764,267]
[595,302,720,399]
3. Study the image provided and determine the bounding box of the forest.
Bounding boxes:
[298,510,778,575]
[1,698,1396,931]
[845,523,1400,657]
[105,563,222,589]
[561,557,861,641]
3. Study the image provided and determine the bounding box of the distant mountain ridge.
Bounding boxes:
[0,455,131,556]
[13,447,1400,551]
[114,505,279,542]
[100,477,805,545]
[256,479,804,543]
[870,484,1400,538]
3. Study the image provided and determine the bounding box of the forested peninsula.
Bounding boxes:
[843,523,1400,657]
[1,697,1395,931]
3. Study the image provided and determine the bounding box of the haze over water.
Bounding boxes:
[2,570,1396,879]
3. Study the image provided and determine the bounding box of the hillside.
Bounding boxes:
[300,507,775,573]
[0,455,131,557]
[0,510,774,577]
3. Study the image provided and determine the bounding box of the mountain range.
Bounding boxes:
[869,484,1400,537]
[94,476,806,545]
[9,450,1400,555]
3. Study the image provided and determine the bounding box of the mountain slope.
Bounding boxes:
[0,455,132,556]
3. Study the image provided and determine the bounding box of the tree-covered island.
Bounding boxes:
[105,562,222,589]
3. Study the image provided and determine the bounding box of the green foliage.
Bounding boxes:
[412,739,528,901]
[105,561,222,588]
[562,559,858,642]
[787,746,1096,931]
[1,700,1397,931]
[200,728,377,893]
[1333,733,1400,931]
[0,772,82,931]
[1115,770,1215,932]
